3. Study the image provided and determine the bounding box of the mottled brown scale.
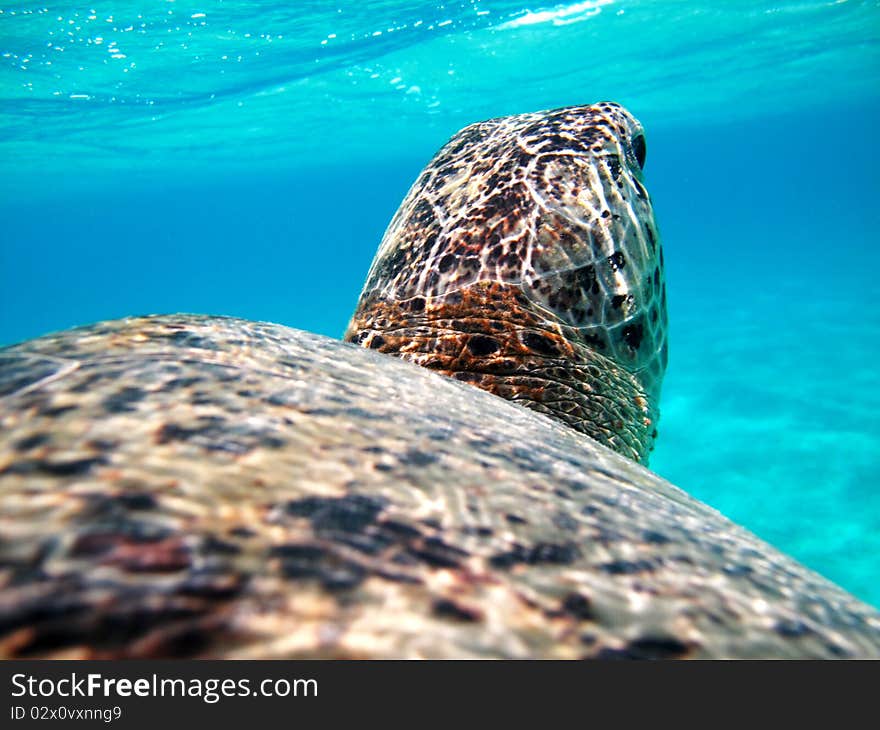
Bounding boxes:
[2,315,880,659]
[346,102,666,462]
[351,282,654,462]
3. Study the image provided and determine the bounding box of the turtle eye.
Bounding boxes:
[632,134,646,169]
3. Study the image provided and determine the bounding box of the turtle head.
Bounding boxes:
[346,102,667,463]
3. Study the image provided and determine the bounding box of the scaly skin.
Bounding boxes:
[346,102,666,462]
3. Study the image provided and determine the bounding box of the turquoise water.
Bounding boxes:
[1,1,878,606]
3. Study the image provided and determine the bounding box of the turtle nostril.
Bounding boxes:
[632,134,646,169]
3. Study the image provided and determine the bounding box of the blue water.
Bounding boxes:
[1,1,878,606]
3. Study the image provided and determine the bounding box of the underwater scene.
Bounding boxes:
[1,0,878,611]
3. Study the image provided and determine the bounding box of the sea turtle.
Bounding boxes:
[0,103,878,659]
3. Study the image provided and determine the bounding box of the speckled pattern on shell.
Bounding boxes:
[346,102,666,462]
[1,315,879,659]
